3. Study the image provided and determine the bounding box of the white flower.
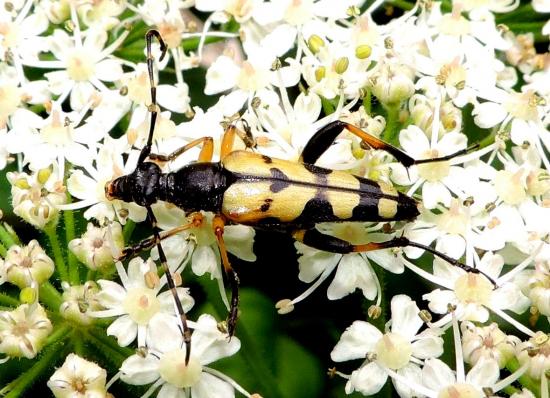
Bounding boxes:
[120,313,242,398]
[27,27,127,110]
[63,138,146,223]
[69,222,124,270]
[391,125,470,210]
[7,166,67,229]
[3,240,54,289]
[331,295,443,397]
[461,321,520,368]
[421,357,500,396]
[48,353,108,398]
[421,253,531,334]
[59,282,102,326]
[0,304,53,359]
[515,332,550,380]
[89,258,194,347]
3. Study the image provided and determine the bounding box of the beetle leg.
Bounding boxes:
[212,214,240,337]
[148,137,214,165]
[300,120,476,167]
[145,205,193,364]
[117,212,204,262]
[220,123,257,159]
[292,228,496,285]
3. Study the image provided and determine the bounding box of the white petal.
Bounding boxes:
[331,321,382,361]
[204,56,239,95]
[146,313,183,353]
[472,102,507,128]
[394,363,423,398]
[158,383,186,398]
[347,363,388,396]
[421,181,451,209]
[192,314,240,364]
[399,126,430,157]
[421,358,455,391]
[390,295,423,339]
[120,355,160,385]
[224,225,256,261]
[327,254,377,300]
[411,330,444,359]
[192,372,234,398]
[191,245,219,278]
[465,357,499,387]
[95,59,124,82]
[106,315,138,346]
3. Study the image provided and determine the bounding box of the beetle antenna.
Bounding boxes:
[138,29,167,165]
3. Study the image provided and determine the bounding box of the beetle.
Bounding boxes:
[105,30,490,364]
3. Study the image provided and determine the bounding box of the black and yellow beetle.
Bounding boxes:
[105,30,485,363]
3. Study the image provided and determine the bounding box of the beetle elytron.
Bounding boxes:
[106,30,488,363]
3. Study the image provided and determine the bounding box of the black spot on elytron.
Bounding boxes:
[293,192,335,225]
[260,198,273,212]
[262,155,273,164]
[303,162,332,175]
[269,167,290,193]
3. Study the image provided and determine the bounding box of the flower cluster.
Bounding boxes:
[0,0,549,397]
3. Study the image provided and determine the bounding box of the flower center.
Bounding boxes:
[122,287,160,325]
[417,150,451,182]
[40,111,74,146]
[454,273,493,305]
[66,49,95,82]
[0,21,19,48]
[503,91,540,121]
[158,349,203,388]
[438,383,483,398]
[436,201,468,236]
[494,169,526,205]
[374,332,412,370]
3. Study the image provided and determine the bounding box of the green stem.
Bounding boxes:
[0,224,16,248]
[44,224,69,283]
[506,358,540,396]
[123,219,135,243]
[39,282,62,310]
[63,207,80,285]
[45,323,72,346]
[85,328,133,368]
[321,96,336,116]
[0,241,6,257]
[0,292,19,307]
[1,339,71,398]
[382,105,401,145]
[362,89,372,116]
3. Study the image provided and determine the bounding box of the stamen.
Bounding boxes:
[204,367,255,397]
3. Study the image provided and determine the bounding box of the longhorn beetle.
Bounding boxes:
[105,30,492,364]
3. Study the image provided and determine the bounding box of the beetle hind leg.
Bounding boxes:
[292,228,496,284]
[300,120,476,167]
[212,215,240,337]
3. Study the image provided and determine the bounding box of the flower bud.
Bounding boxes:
[4,240,54,289]
[59,282,100,325]
[370,65,414,105]
[48,354,107,398]
[69,222,123,271]
[0,304,53,358]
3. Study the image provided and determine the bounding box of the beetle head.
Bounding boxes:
[105,162,162,207]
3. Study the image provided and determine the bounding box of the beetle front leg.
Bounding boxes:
[300,120,475,167]
[148,136,214,165]
[212,215,240,337]
[117,213,204,261]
